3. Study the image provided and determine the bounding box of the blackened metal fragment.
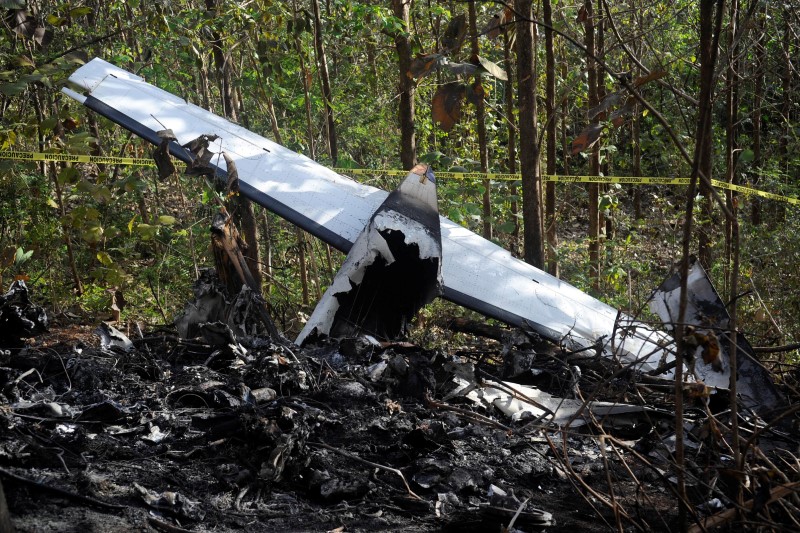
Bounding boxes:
[297,164,442,344]
[0,280,47,348]
[649,256,784,416]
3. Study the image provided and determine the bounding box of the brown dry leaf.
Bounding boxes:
[685,382,711,399]
[477,55,508,81]
[408,53,443,80]
[441,14,467,53]
[609,99,636,127]
[576,5,588,23]
[633,70,667,87]
[222,152,240,196]
[588,91,624,120]
[701,332,722,371]
[571,123,603,154]
[9,10,53,46]
[482,7,514,40]
[432,82,466,132]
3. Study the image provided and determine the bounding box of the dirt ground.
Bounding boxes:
[1,312,797,532]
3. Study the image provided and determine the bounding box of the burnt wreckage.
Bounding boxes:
[62,58,783,418]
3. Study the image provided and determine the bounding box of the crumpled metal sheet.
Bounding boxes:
[649,257,784,415]
[455,377,658,428]
[296,164,442,344]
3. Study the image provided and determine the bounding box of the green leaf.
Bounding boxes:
[135,223,158,240]
[419,151,444,164]
[0,81,28,97]
[57,166,80,185]
[69,7,94,17]
[82,225,104,243]
[91,185,112,203]
[14,247,33,265]
[14,56,35,68]
[97,251,114,266]
[447,207,464,222]
[128,214,138,235]
[46,14,67,26]
[496,221,517,234]
[157,215,177,226]
[1,1,27,10]
[40,116,59,132]
[739,149,755,163]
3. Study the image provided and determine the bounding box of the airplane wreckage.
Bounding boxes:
[62,58,783,423]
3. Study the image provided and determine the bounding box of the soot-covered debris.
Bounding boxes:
[1,283,798,533]
[0,280,48,349]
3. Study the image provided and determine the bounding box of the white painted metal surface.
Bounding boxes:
[64,58,672,370]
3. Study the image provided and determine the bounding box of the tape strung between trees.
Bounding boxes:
[1,150,797,206]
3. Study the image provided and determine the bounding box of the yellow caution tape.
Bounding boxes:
[333,168,800,206]
[2,152,796,206]
[0,150,156,167]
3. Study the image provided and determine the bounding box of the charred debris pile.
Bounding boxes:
[1,266,799,531]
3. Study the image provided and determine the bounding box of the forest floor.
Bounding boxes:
[1,296,799,532]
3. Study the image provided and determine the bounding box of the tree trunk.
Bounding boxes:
[584,0,600,291]
[632,42,643,220]
[503,30,519,254]
[724,0,739,300]
[468,0,492,240]
[675,3,726,528]
[696,0,721,270]
[516,0,545,268]
[311,0,338,164]
[750,4,764,225]
[774,7,791,225]
[206,0,261,290]
[392,0,416,170]
[544,0,559,277]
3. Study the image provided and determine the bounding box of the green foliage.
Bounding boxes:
[0,0,797,358]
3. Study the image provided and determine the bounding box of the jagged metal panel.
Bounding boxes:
[63,58,670,369]
[297,165,442,344]
[649,258,784,414]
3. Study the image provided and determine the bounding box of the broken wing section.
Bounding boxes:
[63,58,669,368]
[297,165,442,344]
[649,257,784,415]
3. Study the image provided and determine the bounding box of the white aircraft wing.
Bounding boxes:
[63,58,671,371]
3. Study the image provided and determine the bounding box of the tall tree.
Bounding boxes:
[750,3,765,225]
[516,0,545,268]
[543,0,559,277]
[392,0,416,170]
[503,27,520,253]
[696,0,722,270]
[724,0,739,299]
[583,0,601,291]
[311,0,337,164]
[468,1,492,240]
[205,0,262,289]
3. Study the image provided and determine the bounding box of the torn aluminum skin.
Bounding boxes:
[451,376,658,429]
[649,257,784,415]
[296,164,442,344]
